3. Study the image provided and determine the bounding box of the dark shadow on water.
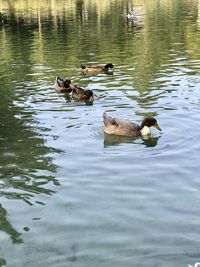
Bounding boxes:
[104,133,160,148]
[0,106,61,243]
[0,258,7,267]
[0,204,23,244]
[141,135,161,147]
[0,74,62,245]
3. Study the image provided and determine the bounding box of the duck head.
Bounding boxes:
[140,117,161,135]
[63,79,73,88]
[104,63,114,69]
[85,90,94,101]
[80,64,86,70]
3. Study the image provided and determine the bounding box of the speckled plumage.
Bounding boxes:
[72,85,94,102]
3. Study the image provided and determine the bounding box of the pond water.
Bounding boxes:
[0,0,200,266]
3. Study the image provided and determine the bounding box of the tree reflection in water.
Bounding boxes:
[0,204,23,244]
[0,78,61,244]
[0,258,7,267]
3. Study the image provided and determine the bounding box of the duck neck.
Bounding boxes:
[140,126,151,136]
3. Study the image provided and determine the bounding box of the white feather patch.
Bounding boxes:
[141,126,151,136]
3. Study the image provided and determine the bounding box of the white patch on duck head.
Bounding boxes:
[141,126,151,136]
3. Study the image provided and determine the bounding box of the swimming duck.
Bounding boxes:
[72,85,94,102]
[54,76,73,93]
[103,112,161,137]
[81,63,114,75]
[127,9,136,19]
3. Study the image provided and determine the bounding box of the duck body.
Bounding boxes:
[103,112,161,137]
[81,63,114,75]
[72,85,94,102]
[54,76,73,93]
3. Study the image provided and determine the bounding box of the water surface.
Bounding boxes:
[0,0,200,266]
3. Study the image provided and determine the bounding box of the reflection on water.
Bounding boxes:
[142,135,160,147]
[104,132,160,148]
[0,204,22,244]
[0,0,200,266]
[0,62,61,246]
[0,107,61,202]
[0,258,6,267]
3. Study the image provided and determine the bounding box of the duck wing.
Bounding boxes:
[73,85,85,94]
[103,112,140,136]
[72,86,87,100]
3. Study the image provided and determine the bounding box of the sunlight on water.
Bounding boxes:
[0,0,200,266]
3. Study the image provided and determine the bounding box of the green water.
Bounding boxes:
[0,0,200,266]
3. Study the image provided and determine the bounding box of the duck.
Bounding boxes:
[54,76,73,93]
[126,9,136,19]
[81,63,114,75]
[126,9,144,27]
[72,85,94,102]
[103,112,161,137]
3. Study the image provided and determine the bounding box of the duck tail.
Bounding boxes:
[56,76,63,86]
[56,76,64,83]
[103,112,107,121]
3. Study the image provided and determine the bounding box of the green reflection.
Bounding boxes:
[0,81,60,246]
[0,258,6,267]
[0,0,198,197]
[0,104,60,204]
[0,6,62,242]
[0,0,199,256]
[0,204,22,244]
[1,0,199,108]
[0,2,199,175]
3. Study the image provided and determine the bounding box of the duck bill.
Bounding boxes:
[69,82,75,89]
[154,123,161,131]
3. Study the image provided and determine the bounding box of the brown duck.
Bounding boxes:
[103,112,161,137]
[81,63,114,75]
